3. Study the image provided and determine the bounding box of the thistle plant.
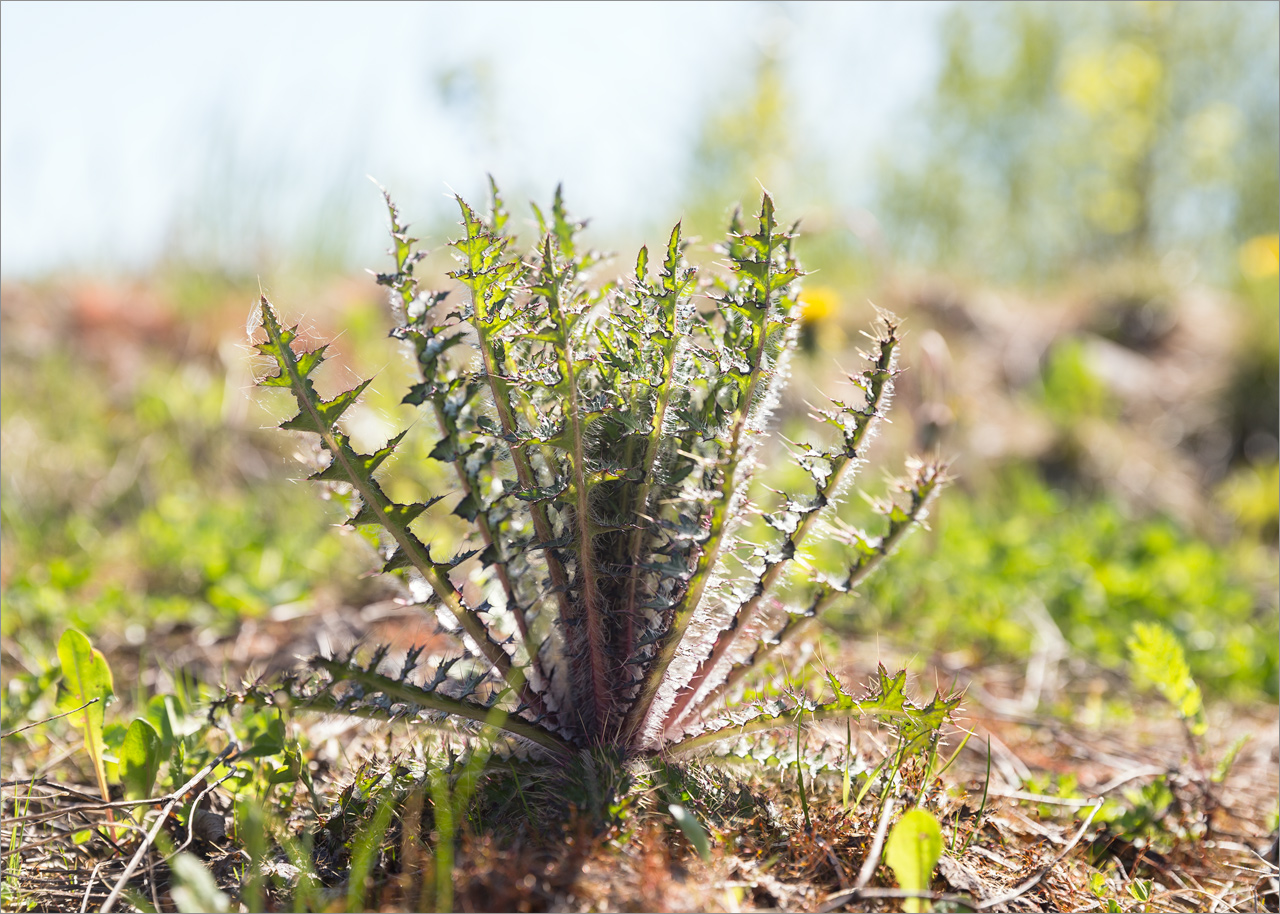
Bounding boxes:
[252,182,954,763]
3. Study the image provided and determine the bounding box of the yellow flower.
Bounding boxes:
[1238,234,1280,279]
[798,286,840,324]
[797,286,845,353]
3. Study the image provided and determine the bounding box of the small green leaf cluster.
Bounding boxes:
[842,466,1277,700]
[55,630,116,804]
[54,629,199,819]
[24,630,308,825]
[254,182,952,760]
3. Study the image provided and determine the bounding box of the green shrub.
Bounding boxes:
[251,182,955,760]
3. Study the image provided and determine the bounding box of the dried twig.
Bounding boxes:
[168,766,241,858]
[992,764,1166,808]
[1,699,101,739]
[99,744,236,913]
[1092,766,1169,796]
[976,799,1104,910]
[3,796,173,828]
[1,779,102,801]
[78,861,103,913]
[855,797,896,890]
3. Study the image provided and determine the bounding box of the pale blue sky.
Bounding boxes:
[1,1,945,276]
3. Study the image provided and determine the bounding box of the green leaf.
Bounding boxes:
[311,429,405,482]
[266,745,302,785]
[885,808,943,913]
[312,658,572,757]
[279,378,372,433]
[668,803,711,862]
[119,718,162,801]
[1128,879,1152,902]
[57,629,114,802]
[169,852,233,913]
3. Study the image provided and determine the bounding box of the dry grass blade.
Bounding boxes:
[855,796,896,890]
[821,885,981,911]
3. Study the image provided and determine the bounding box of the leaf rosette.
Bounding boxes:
[252,181,956,761]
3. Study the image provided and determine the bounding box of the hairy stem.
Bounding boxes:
[665,328,899,731]
[688,460,946,722]
[624,202,786,746]
[538,238,611,735]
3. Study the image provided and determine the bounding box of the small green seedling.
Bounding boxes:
[1127,621,1206,737]
[1127,877,1153,912]
[1088,870,1108,897]
[425,706,508,912]
[885,808,943,914]
[347,791,397,913]
[668,803,711,862]
[56,630,114,805]
[795,707,813,831]
[842,719,853,810]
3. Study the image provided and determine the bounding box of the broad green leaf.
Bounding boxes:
[102,721,128,755]
[885,808,943,913]
[668,803,711,862]
[239,713,286,759]
[120,718,162,801]
[57,629,114,801]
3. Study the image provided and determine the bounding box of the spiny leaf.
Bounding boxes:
[311,658,571,757]
[667,666,960,756]
[310,428,406,481]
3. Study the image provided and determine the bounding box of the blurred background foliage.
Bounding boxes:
[1,1,1276,715]
[877,1,1279,284]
